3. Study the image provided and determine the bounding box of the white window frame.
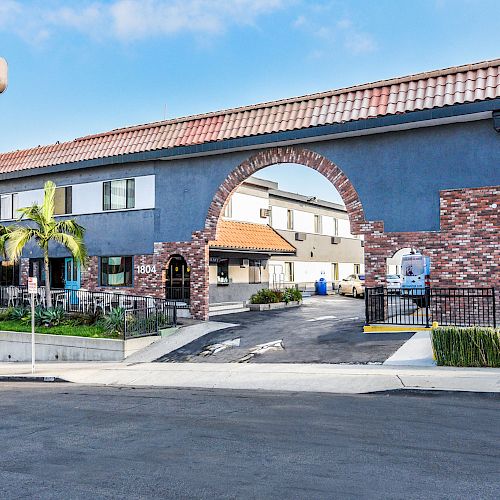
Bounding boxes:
[0,193,18,220]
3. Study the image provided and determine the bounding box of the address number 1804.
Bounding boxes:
[137,264,156,274]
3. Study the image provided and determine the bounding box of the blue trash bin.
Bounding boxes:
[315,277,327,296]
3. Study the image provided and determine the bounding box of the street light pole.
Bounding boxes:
[0,57,8,93]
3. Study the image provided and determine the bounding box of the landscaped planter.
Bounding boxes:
[0,330,157,362]
[248,301,302,312]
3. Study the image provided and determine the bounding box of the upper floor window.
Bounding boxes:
[287,209,294,230]
[314,214,322,234]
[103,179,135,211]
[54,186,72,215]
[0,193,18,220]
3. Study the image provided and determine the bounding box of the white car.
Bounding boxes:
[386,274,402,292]
[338,274,365,298]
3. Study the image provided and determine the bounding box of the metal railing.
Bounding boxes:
[271,281,334,293]
[0,285,179,338]
[0,286,170,313]
[165,286,190,306]
[124,303,177,339]
[365,286,497,328]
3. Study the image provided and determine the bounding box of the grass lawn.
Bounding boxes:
[0,320,119,339]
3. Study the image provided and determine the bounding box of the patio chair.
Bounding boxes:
[37,287,46,308]
[7,286,20,307]
[93,293,113,314]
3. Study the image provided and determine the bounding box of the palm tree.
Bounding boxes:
[4,181,87,308]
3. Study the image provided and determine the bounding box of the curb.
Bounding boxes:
[0,375,67,383]
[364,325,432,334]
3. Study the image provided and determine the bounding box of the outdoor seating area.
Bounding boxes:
[0,285,164,315]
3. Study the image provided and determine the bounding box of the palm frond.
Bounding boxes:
[54,219,86,239]
[5,227,37,261]
[41,181,56,222]
[51,232,88,263]
[0,225,12,257]
[17,203,45,226]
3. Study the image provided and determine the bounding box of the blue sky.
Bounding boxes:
[1,0,499,203]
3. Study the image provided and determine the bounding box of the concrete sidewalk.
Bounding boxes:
[0,361,499,394]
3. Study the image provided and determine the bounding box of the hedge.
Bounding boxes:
[431,326,500,367]
[250,288,302,305]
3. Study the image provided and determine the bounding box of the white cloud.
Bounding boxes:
[0,0,285,43]
[344,32,376,54]
[292,7,377,57]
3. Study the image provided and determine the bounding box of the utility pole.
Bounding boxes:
[0,57,8,93]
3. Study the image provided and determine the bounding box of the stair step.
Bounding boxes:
[209,307,250,317]
[209,302,245,311]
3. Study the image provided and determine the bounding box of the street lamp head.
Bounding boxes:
[0,57,8,93]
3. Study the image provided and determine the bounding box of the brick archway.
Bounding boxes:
[204,146,379,240]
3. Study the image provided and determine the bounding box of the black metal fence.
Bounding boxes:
[0,286,169,312]
[165,286,190,305]
[365,286,497,328]
[124,303,177,339]
[0,285,178,338]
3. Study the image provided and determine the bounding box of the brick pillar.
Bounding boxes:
[189,235,210,321]
[154,235,210,321]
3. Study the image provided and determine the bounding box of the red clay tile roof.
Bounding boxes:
[1,59,500,175]
[209,220,295,253]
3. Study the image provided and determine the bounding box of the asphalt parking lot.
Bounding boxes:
[159,295,414,364]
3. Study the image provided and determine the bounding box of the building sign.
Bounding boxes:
[137,264,157,275]
[209,257,220,264]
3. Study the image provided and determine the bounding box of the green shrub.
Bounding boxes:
[64,312,98,326]
[431,326,500,367]
[41,307,65,327]
[250,288,280,304]
[0,308,13,321]
[9,306,29,322]
[283,287,302,303]
[99,307,125,335]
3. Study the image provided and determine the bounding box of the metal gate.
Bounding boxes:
[365,287,497,328]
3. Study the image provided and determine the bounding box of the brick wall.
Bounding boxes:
[363,186,499,289]
[78,232,210,321]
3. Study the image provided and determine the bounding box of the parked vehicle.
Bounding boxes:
[338,274,365,298]
[386,274,402,292]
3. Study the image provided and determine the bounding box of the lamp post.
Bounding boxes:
[0,57,8,93]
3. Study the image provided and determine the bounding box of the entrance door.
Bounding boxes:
[65,258,80,290]
[65,258,80,305]
[165,256,190,303]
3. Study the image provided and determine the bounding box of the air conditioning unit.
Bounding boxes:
[241,258,249,267]
[260,208,271,218]
[331,236,341,244]
[295,232,306,241]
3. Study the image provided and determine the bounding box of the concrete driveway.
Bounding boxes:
[159,295,414,364]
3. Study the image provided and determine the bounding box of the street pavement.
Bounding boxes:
[0,383,498,499]
[160,295,414,364]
